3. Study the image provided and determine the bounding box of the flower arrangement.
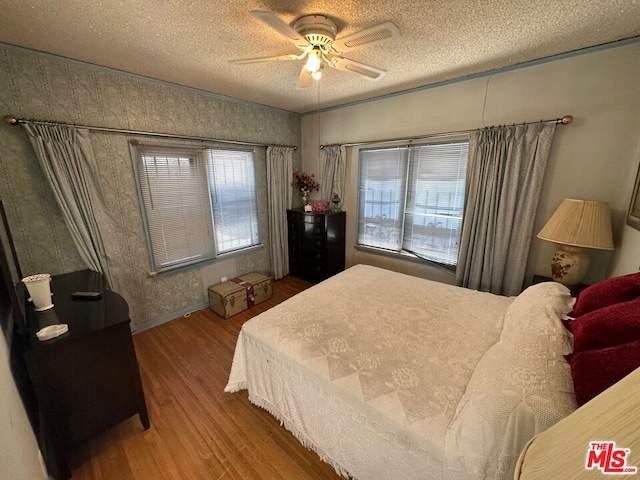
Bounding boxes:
[292,171,320,208]
[291,171,320,194]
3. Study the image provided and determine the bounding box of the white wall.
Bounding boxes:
[0,339,47,480]
[302,41,640,285]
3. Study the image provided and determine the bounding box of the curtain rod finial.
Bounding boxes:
[3,115,19,126]
[560,115,573,125]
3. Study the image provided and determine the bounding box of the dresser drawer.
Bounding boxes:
[289,252,300,274]
[287,212,299,233]
[301,213,323,224]
[287,220,298,240]
[301,236,325,250]
[303,222,325,237]
[299,259,327,277]
[301,248,325,263]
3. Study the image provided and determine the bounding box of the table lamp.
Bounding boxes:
[537,199,614,286]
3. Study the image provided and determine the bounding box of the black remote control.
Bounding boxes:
[71,291,102,300]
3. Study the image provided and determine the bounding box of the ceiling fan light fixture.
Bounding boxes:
[231,11,401,85]
[305,48,322,73]
[293,15,337,46]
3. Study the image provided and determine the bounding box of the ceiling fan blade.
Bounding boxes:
[299,67,312,88]
[229,54,300,65]
[326,56,386,81]
[251,10,305,43]
[329,21,400,53]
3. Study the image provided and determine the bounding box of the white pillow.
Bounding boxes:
[444,317,576,479]
[500,282,574,340]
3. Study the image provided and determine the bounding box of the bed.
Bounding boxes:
[225,264,578,479]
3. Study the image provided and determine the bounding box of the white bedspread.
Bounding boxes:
[225,264,576,479]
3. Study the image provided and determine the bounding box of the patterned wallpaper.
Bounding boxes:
[0,44,301,328]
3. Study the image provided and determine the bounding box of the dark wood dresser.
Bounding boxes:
[287,208,346,282]
[24,270,149,479]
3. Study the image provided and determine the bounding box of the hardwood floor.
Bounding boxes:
[69,275,343,480]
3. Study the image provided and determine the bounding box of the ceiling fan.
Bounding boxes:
[229,11,401,87]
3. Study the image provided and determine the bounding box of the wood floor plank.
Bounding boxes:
[68,275,344,480]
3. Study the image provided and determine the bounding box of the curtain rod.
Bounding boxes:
[320,115,573,150]
[3,115,297,151]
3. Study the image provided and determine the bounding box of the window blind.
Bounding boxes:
[357,138,469,267]
[403,142,468,265]
[137,146,216,271]
[208,149,260,254]
[357,147,408,251]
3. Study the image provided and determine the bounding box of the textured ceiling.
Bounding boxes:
[0,1,639,114]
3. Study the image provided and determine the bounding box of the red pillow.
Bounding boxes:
[567,298,640,353]
[568,339,640,406]
[571,272,640,317]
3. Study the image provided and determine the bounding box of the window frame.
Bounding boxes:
[356,136,469,270]
[131,142,261,274]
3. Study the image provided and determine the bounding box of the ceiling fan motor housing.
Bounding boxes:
[294,15,337,46]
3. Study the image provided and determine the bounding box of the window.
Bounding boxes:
[207,150,260,253]
[357,139,469,267]
[133,143,260,273]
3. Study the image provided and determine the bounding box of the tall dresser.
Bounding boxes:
[287,208,346,282]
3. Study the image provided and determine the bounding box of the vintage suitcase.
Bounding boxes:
[236,272,273,306]
[208,281,248,319]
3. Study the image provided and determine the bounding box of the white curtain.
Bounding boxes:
[266,146,294,280]
[21,123,121,290]
[320,145,346,205]
[456,123,557,296]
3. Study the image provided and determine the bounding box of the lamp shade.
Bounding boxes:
[537,199,614,250]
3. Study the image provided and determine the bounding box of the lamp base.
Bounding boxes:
[550,245,589,287]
